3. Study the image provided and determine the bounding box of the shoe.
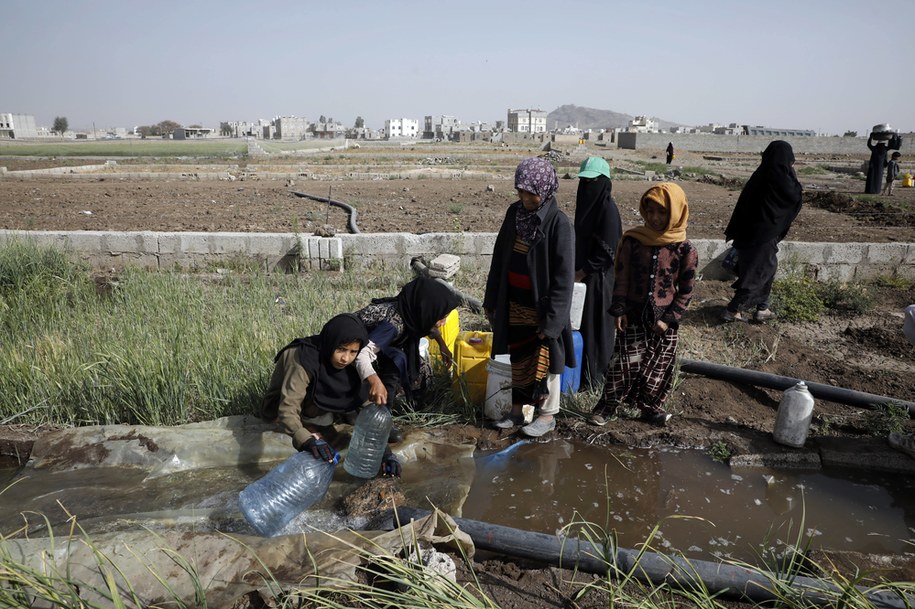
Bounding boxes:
[588,408,616,426]
[494,413,525,429]
[722,309,745,322]
[641,411,672,427]
[753,308,776,323]
[521,416,556,437]
[387,427,403,443]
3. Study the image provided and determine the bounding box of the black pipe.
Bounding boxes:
[410,256,483,313]
[394,507,911,609]
[290,191,360,234]
[679,359,915,416]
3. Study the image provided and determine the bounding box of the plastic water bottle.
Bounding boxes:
[773,381,815,448]
[344,405,392,478]
[238,451,335,537]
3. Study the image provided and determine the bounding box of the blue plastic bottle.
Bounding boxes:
[344,405,392,478]
[560,330,584,394]
[238,451,335,537]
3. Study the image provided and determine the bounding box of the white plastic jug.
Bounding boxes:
[570,282,587,330]
[772,381,814,448]
[484,355,512,420]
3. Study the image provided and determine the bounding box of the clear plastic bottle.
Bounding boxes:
[344,405,393,478]
[773,381,815,448]
[238,451,335,537]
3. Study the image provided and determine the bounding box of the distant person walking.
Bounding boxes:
[883,151,902,196]
[573,156,622,390]
[865,135,890,194]
[723,140,803,323]
[665,142,675,165]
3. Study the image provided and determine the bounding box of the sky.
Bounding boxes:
[4,0,913,136]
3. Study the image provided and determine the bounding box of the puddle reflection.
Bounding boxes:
[463,441,915,562]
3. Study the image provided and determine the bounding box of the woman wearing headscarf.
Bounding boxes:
[723,140,803,322]
[574,156,622,390]
[260,313,371,462]
[865,135,889,195]
[484,157,576,438]
[353,276,461,412]
[589,183,698,427]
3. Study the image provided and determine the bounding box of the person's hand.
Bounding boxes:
[653,319,669,336]
[302,436,340,464]
[616,314,628,332]
[367,374,388,406]
[440,345,454,369]
[381,451,401,478]
[574,269,587,282]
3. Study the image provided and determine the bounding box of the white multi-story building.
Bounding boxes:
[273,116,310,140]
[628,116,658,133]
[423,115,460,139]
[385,118,418,139]
[507,108,547,133]
[0,113,39,139]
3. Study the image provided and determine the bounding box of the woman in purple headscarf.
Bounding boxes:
[483,157,576,438]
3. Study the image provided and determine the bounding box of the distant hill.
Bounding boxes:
[547,104,684,131]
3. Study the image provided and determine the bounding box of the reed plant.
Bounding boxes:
[0,241,414,427]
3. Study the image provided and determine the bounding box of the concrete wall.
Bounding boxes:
[1,230,913,282]
[617,132,915,156]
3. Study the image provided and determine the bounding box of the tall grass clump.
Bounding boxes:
[0,241,417,427]
[816,280,875,315]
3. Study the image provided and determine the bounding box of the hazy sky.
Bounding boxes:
[5,0,912,135]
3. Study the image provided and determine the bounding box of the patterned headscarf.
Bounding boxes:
[514,157,559,241]
[623,182,689,246]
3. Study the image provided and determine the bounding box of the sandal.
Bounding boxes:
[494,413,525,429]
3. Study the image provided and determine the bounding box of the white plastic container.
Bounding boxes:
[570,282,587,330]
[483,355,512,420]
[773,381,815,448]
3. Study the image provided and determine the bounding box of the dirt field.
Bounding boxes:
[2,145,914,607]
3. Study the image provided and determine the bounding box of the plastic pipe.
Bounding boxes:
[679,359,915,416]
[410,256,483,313]
[393,507,911,609]
[290,191,360,234]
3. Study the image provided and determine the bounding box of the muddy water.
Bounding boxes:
[3,441,913,565]
[463,441,915,562]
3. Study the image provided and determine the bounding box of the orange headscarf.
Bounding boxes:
[623,182,689,246]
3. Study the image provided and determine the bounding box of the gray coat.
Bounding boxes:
[483,198,577,373]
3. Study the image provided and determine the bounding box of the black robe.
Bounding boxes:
[574,175,622,390]
[865,138,888,194]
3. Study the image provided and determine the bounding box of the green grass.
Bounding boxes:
[797,165,827,175]
[0,139,247,158]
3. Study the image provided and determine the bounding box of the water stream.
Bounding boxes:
[3,436,913,565]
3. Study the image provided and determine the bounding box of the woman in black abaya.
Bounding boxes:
[573,157,622,390]
[723,140,803,323]
[865,135,889,194]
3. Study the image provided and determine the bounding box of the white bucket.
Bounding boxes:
[419,337,430,361]
[483,355,512,420]
[570,282,587,330]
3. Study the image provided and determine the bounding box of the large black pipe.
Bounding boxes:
[679,359,915,416]
[394,507,911,609]
[290,191,360,234]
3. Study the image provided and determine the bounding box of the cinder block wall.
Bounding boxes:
[616,132,915,156]
[1,230,913,282]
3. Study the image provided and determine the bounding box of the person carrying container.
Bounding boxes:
[259,314,401,477]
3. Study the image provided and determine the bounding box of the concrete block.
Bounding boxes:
[820,243,865,265]
[815,264,856,282]
[64,231,106,252]
[783,242,825,265]
[102,232,158,253]
[866,243,907,265]
[209,233,249,255]
[247,233,290,256]
[306,237,320,259]
[174,233,212,255]
[902,244,915,265]
[318,238,330,259]
[326,237,343,259]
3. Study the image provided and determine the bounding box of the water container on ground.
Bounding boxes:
[344,405,392,478]
[239,452,335,537]
[484,354,512,420]
[427,309,460,371]
[453,331,493,405]
[772,381,814,448]
[570,282,587,331]
[560,330,584,394]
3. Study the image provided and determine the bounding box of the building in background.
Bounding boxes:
[741,125,816,137]
[273,116,310,140]
[423,115,460,140]
[0,113,39,139]
[385,118,418,139]
[507,108,547,133]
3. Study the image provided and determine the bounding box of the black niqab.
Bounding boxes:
[725,140,803,246]
[278,313,368,412]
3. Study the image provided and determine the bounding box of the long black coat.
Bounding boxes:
[484,198,576,374]
[865,138,888,194]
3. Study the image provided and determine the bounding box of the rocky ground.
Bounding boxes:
[1,144,914,607]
